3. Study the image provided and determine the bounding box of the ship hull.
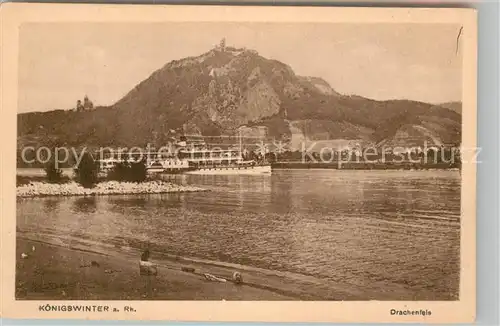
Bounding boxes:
[184,165,271,175]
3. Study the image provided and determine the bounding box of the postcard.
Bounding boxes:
[0,3,477,323]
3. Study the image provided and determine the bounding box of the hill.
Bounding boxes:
[17,44,462,153]
[439,101,462,114]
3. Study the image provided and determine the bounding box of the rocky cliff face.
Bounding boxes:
[17,45,462,150]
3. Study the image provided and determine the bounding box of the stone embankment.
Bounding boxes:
[17,181,207,198]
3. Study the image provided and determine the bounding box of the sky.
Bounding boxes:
[18,22,463,113]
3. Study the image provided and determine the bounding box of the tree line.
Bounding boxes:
[43,152,148,188]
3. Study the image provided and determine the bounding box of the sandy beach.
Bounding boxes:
[15,237,298,300]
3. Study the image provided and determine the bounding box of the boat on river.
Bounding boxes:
[146,137,271,175]
[97,136,272,176]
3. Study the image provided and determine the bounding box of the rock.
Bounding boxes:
[16,181,207,197]
[232,271,243,284]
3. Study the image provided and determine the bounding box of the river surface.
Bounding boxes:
[17,169,461,300]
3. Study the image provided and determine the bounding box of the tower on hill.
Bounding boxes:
[215,38,226,52]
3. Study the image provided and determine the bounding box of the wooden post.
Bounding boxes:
[140,249,157,299]
[145,274,152,299]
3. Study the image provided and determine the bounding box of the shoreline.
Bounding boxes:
[271,162,461,170]
[15,236,306,300]
[16,180,208,198]
[14,233,387,301]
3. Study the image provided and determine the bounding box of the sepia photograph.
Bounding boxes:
[1,4,477,323]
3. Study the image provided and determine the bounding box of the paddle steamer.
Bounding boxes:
[98,136,271,176]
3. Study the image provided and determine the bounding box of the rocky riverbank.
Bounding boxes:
[17,181,207,198]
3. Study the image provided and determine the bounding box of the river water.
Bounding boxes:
[17,169,460,300]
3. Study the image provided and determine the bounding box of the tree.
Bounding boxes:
[107,161,130,181]
[74,152,99,188]
[107,160,147,183]
[44,159,63,183]
[129,161,148,182]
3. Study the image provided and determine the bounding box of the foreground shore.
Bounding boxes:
[16,238,296,300]
[16,181,207,198]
